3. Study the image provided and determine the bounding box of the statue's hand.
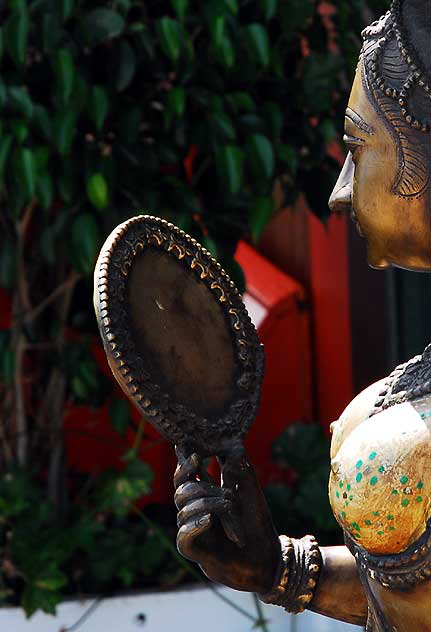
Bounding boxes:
[174,447,281,593]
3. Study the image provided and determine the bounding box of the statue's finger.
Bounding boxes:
[220,513,246,549]
[177,497,231,527]
[174,480,228,510]
[177,514,213,560]
[173,452,201,489]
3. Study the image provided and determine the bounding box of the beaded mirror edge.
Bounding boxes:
[94,215,264,457]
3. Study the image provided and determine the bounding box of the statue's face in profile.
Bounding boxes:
[329,10,431,271]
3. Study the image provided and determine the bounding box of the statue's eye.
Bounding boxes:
[343,133,364,156]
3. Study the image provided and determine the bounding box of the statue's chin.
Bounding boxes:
[366,246,391,270]
[367,248,431,273]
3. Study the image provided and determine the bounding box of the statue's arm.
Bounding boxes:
[309,545,368,626]
[175,450,368,627]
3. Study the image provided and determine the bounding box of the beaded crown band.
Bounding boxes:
[362,0,431,133]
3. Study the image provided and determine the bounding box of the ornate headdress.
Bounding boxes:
[363,0,431,132]
[361,1,431,197]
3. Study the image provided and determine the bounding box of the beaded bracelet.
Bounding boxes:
[260,535,322,614]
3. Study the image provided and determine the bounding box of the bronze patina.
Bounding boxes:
[94,214,264,459]
[96,1,431,630]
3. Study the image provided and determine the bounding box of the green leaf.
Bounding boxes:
[156,18,181,62]
[8,86,33,119]
[53,110,76,156]
[209,15,225,48]
[211,112,236,142]
[4,9,29,66]
[35,571,67,592]
[215,145,244,195]
[60,0,75,21]
[0,135,13,185]
[226,92,256,113]
[95,460,153,516]
[88,85,109,132]
[216,35,235,68]
[36,171,54,211]
[80,9,125,46]
[247,133,275,180]
[223,0,238,12]
[10,118,28,142]
[109,397,130,436]
[259,0,278,20]
[70,213,102,275]
[250,196,274,244]
[53,48,75,104]
[33,106,52,141]
[243,23,270,67]
[13,147,36,200]
[113,40,136,92]
[165,86,185,126]
[22,586,60,618]
[87,172,109,209]
[171,0,188,20]
[0,239,17,290]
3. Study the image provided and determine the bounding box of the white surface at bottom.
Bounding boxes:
[0,584,363,632]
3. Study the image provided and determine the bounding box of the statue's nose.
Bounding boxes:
[328,152,354,214]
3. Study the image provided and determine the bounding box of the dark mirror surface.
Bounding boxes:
[128,247,238,419]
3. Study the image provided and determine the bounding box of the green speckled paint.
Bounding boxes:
[365,520,372,526]
[339,481,344,488]
[378,465,385,473]
[389,526,396,531]
[387,515,394,521]
[416,496,423,503]
[401,498,410,507]
[336,491,340,498]
[378,530,384,536]
[347,484,351,491]
[392,489,399,495]
[356,472,363,483]
[356,460,363,469]
[370,477,378,486]
[373,511,380,516]
[417,481,424,489]
[400,476,408,484]
[369,452,377,460]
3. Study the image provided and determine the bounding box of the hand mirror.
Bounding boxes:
[94,215,264,458]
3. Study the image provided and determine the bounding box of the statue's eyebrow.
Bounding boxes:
[345,107,374,135]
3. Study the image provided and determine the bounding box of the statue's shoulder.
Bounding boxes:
[329,378,387,460]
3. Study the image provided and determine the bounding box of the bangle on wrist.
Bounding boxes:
[260,535,322,614]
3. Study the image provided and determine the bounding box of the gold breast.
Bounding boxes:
[329,385,431,555]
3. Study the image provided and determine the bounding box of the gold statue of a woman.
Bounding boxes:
[174,2,431,630]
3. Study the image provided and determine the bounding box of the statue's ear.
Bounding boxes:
[401,0,431,78]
